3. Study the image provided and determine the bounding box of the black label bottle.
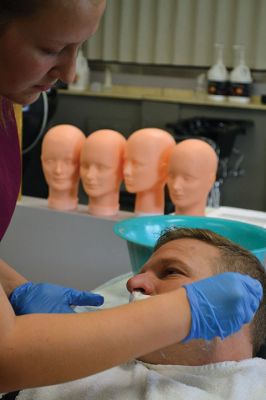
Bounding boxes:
[207,44,229,101]
[228,45,252,104]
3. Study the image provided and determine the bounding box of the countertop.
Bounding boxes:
[59,85,266,111]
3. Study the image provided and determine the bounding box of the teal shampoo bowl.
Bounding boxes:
[113,215,266,274]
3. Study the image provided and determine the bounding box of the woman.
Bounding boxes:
[0,0,261,393]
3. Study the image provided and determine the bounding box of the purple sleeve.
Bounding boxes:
[0,97,22,241]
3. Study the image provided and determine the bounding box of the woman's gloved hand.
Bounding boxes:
[183,272,263,341]
[9,282,104,314]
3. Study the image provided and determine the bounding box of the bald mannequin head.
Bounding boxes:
[167,139,218,216]
[124,128,175,215]
[80,129,126,216]
[41,124,85,210]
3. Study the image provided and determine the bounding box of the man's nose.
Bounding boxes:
[126,271,156,295]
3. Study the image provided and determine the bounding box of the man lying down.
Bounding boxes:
[18,228,266,400]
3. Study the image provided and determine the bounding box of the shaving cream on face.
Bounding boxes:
[129,291,151,303]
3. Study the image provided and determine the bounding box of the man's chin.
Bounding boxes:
[137,346,185,366]
[138,339,215,366]
[137,348,175,365]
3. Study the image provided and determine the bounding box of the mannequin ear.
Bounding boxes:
[207,172,217,190]
[158,160,169,183]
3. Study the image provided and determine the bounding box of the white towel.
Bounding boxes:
[17,358,266,400]
[74,272,132,312]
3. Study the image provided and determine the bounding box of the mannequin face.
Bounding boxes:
[124,139,162,193]
[167,157,208,209]
[41,127,84,192]
[0,0,105,104]
[167,141,217,212]
[127,238,215,295]
[80,135,124,198]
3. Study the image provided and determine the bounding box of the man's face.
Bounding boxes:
[127,238,222,365]
[127,238,253,365]
[127,238,216,296]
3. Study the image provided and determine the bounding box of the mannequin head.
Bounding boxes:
[167,139,218,216]
[123,128,175,215]
[80,129,126,216]
[41,124,85,210]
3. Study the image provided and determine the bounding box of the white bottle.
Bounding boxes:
[103,67,112,91]
[207,44,229,101]
[69,49,90,91]
[228,45,252,104]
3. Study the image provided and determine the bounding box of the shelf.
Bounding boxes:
[59,86,266,111]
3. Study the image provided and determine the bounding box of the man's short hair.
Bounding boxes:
[154,227,266,355]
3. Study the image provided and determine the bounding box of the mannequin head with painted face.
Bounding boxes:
[123,128,175,215]
[80,129,126,216]
[167,139,218,216]
[41,124,85,210]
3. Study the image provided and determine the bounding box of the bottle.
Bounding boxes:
[103,67,112,91]
[195,73,207,99]
[228,45,252,104]
[69,49,90,91]
[207,44,229,101]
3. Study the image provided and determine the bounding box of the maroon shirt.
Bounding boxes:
[0,97,21,241]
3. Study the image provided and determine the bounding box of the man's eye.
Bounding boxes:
[163,268,181,277]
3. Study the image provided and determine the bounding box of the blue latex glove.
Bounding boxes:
[9,282,104,314]
[183,272,263,342]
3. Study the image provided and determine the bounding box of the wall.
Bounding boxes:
[0,199,132,290]
[86,0,266,69]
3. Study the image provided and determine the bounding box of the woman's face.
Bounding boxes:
[0,0,105,104]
